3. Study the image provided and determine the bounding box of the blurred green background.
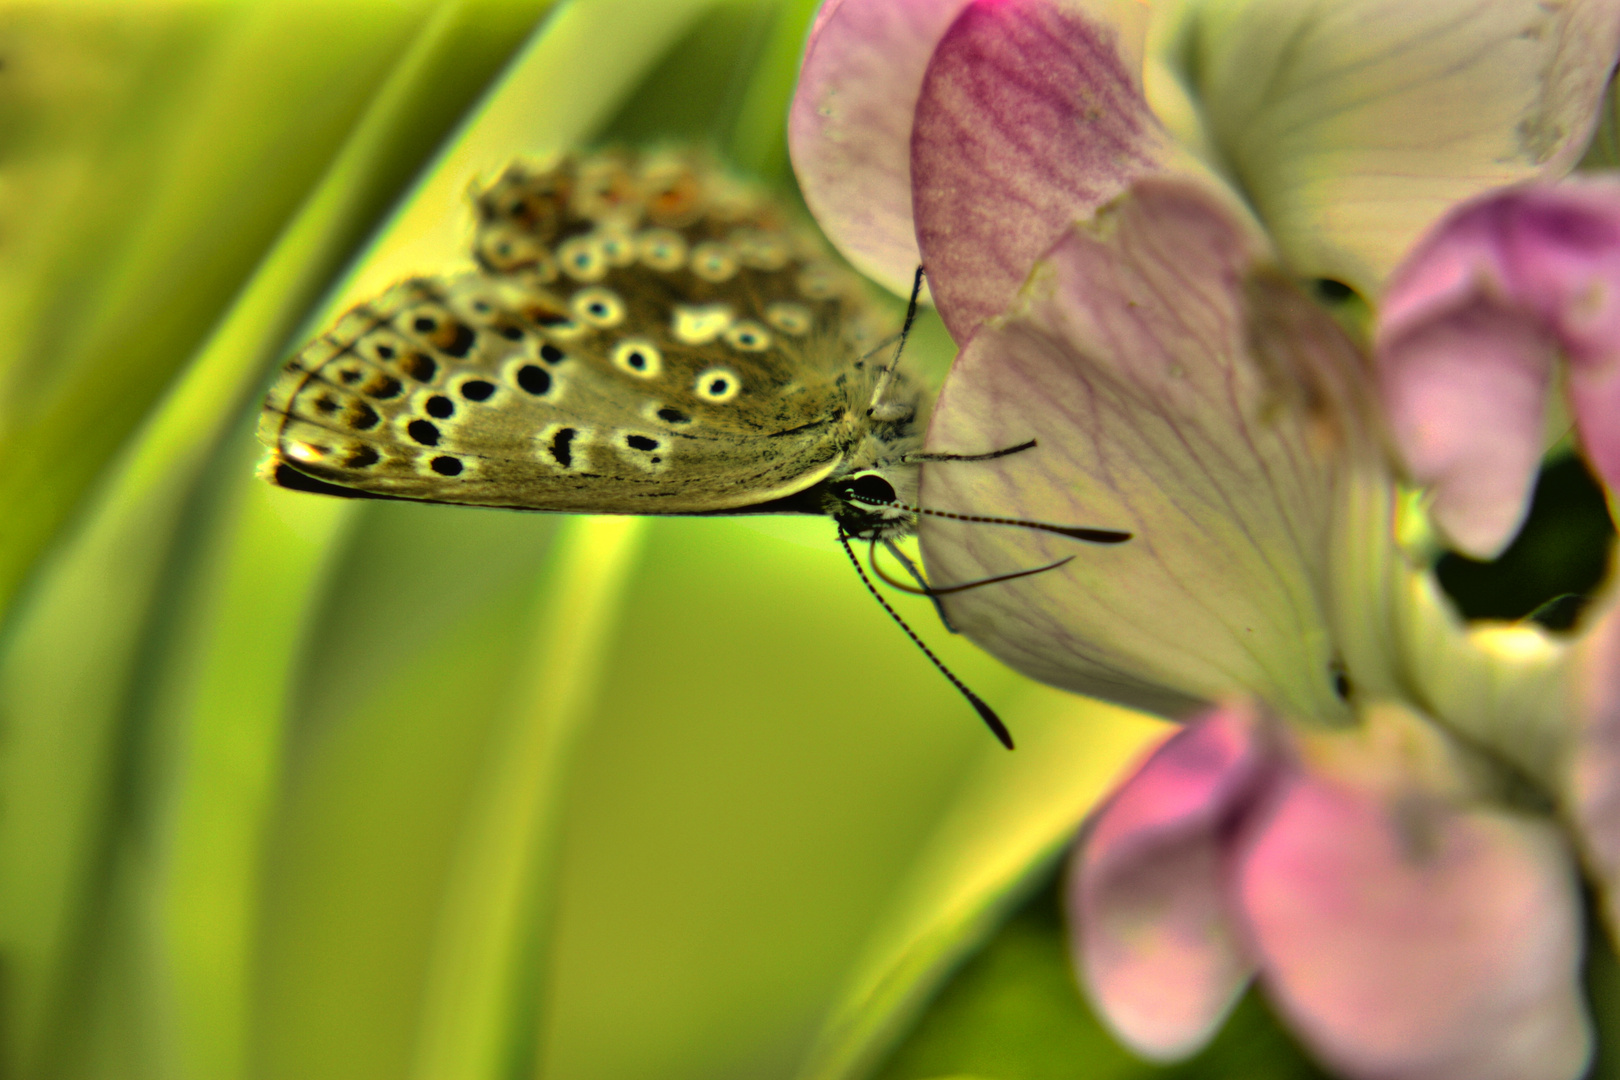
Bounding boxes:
[2,2,1614,1079]
[0,3,1162,1079]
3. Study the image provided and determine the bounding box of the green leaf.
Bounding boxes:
[0,0,557,619]
[1587,910,1620,1079]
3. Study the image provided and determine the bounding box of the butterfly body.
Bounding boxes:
[260,149,924,541]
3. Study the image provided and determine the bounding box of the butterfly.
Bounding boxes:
[259,147,928,548]
[259,147,1130,746]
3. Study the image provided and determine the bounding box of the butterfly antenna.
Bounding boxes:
[837,529,1014,750]
[869,266,926,417]
[869,539,1076,597]
[848,489,1133,544]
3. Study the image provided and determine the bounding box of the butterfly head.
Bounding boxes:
[822,463,917,541]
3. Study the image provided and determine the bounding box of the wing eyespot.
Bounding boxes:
[517,364,551,395]
[345,445,381,469]
[571,286,625,328]
[765,302,812,335]
[557,235,608,281]
[798,266,839,299]
[653,405,692,426]
[638,227,687,271]
[598,228,636,267]
[536,423,591,472]
[406,419,440,446]
[723,321,770,352]
[612,338,663,379]
[689,241,738,282]
[693,367,741,403]
[615,430,670,472]
[428,455,464,476]
[459,378,496,402]
[671,304,733,345]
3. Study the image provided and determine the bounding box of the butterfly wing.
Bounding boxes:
[261,153,896,515]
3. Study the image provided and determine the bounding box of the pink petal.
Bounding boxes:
[1374,295,1554,560]
[910,0,1165,342]
[1240,771,1591,1080]
[1069,702,1271,1060]
[1378,180,1620,558]
[1570,356,1620,493]
[1570,598,1620,944]
[789,0,972,297]
[920,178,1371,720]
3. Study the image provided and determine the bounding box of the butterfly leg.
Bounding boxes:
[907,438,1038,464]
[872,539,1079,629]
[869,266,931,421]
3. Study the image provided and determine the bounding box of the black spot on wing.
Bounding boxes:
[550,427,576,467]
[400,352,437,383]
[517,365,551,395]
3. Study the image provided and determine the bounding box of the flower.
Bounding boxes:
[789,0,1620,1076]
[1074,699,1587,1080]
[1377,178,1620,559]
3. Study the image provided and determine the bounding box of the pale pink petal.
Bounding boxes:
[1570,598,1620,944]
[920,178,1375,720]
[789,0,971,297]
[1511,180,1620,495]
[1570,357,1620,491]
[910,0,1165,341]
[1069,702,1270,1059]
[1189,0,1620,295]
[1375,297,1554,560]
[1240,771,1591,1080]
[1378,180,1620,557]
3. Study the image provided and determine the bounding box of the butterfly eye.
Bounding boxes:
[723,321,770,352]
[841,474,898,506]
[612,338,663,378]
[571,287,625,327]
[693,366,740,403]
[689,242,738,282]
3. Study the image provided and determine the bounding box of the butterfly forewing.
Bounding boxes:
[260,149,906,515]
